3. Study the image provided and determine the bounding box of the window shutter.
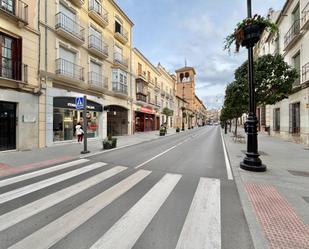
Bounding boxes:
[273,108,276,131]
[289,104,293,133]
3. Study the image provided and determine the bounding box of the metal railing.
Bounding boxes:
[88,35,108,56]
[302,62,309,83]
[0,56,27,82]
[89,0,108,23]
[113,52,128,68]
[112,81,128,94]
[284,19,301,49]
[114,24,128,41]
[302,2,309,26]
[55,58,84,81]
[0,0,28,23]
[55,12,85,42]
[136,92,147,102]
[88,71,108,88]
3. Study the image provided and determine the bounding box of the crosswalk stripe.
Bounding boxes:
[0,162,106,204]
[175,178,221,249]
[0,159,89,188]
[90,173,182,249]
[0,166,127,232]
[8,170,151,249]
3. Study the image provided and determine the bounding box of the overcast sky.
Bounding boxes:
[116,0,284,109]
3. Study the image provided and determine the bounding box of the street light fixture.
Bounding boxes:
[240,0,266,172]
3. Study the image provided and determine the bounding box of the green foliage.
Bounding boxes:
[224,15,278,52]
[107,134,112,141]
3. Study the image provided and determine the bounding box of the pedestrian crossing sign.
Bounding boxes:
[75,97,84,110]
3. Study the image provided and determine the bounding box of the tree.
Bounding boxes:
[162,107,173,125]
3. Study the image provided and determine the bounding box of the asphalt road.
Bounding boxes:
[0,126,254,249]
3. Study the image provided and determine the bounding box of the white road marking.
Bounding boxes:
[0,159,89,188]
[175,177,221,249]
[8,170,151,249]
[221,131,233,180]
[0,162,106,204]
[134,145,177,169]
[90,173,182,249]
[0,166,127,231]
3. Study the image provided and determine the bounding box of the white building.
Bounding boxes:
[254,1,309,145]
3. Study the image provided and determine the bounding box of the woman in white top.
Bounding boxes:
[75,123,84,143]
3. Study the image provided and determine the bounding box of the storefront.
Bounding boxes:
[52,97,103,142]
[0,101,16,151]
[134,107,158,132]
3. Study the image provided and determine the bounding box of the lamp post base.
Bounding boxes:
[240,153,266,172]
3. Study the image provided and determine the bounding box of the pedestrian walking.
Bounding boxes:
[75,122,84,143]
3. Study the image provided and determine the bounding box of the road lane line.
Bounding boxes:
[0,166,127,231]
[8,170,151,249]
[0,159,89,188]
[221,131,233,180]
[89,173,182,249]
[0,162,106,204]
[175,177,221,249]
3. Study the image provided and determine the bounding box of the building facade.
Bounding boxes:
[254,1,309,145]
[0,0,40,151]
[38,0,134,147]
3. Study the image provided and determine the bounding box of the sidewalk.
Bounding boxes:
[222,129,309,249]
[0,129,177,177]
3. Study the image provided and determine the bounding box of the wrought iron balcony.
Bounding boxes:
[136,92,147,102]
[55,58,84,81]
[69,0,84,7]
[0,57,27,83]
[302,2,309,30]
[88,71,108,89]
[114,53,128,68]
[302,62,309,83]
[88,0,108,27]
[88,35,108,59]
[0,0,28,25]
[114,25,128,44]
[55,12,85,46]
[112,81,128,95]
[284,20,301,50]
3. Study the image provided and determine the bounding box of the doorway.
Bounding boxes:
[106,105,128,136]
[0,101,16,151]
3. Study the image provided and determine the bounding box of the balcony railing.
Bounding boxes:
[137,70,147,80]
[302,2,309,29]
[88,71,108,89]
[55,12,85,44]
[302,62,309,83]
[55,58,84,81]
[89,0,108,27]
[0,57,27,82]
[88,35,108,58]
[0,0,28,24]
[284,20,301,49]
[114,53,128,68]
[114,25,128,44]
[112,81,128,95]
[136,92,147,102]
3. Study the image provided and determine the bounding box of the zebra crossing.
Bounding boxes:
[0,159,221,249]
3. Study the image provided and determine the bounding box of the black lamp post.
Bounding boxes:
[240,0,266,172]
[180,74,185,131]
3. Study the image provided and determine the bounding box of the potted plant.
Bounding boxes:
[224,15,278,52]
[159,125,166,136]
[103,134,117,150]
[176,127,180,133]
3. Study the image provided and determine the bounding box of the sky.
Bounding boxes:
[116,0,284,109]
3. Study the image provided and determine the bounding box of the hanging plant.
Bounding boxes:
[224,15,278,52]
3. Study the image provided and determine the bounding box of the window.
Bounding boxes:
[92,0,101,14]
[89,60,101,84]
[293,52,301,86]
[112,68,128,94]
[114,45,122,61]
[289,102,300,134]
[115,20,121,33]
[137,63,142,75]
[89,26,101,39]
[59,46,76,78]
[1,0,14,13]
[273,108,280,131]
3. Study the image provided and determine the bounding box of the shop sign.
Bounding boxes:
[53,97,103,112]
[140,107,154,114]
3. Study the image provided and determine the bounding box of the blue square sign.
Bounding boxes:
[75,97,84,110]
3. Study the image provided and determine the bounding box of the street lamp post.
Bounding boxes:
[240,0,266,172]
[181,75,185,131]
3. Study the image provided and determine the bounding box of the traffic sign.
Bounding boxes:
[76,97,84,110]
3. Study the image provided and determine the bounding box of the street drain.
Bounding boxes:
[288,170,309,177]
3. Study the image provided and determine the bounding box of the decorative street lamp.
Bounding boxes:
[180,74,185,131]
[240,0,266,172]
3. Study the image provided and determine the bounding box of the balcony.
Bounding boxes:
[302,62,309,83]
[161,90,166,97]
[69,0,84,7]
[148,98,156,106]
[136,92,147,103]
[88,0,108,28]
[112,81,128,95]
[88,35,108,59]
[154,85,160,92]
[0,57,27,84]
[114,25,128,44]
[284,20,301,51]
[301,2,309,30]
[55,58,84,82]
[114,53,128,69]
[55,12,85,46]
[88,72,108,91]
[0,0,28,26]
[136,71,147,82]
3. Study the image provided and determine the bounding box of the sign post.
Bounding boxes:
[80,95,90,154]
